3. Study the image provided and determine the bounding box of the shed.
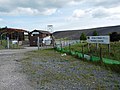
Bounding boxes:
[29,30,52,46]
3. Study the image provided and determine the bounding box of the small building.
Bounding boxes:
[29,30,53,46]
[0,27,28,41]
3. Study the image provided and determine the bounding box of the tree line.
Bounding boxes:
[80,30,120,42]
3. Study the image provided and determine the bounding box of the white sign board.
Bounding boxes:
[87,36,110,44]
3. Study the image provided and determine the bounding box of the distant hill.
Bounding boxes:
[53,25,120,40]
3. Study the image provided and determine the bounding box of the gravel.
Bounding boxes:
[20,49,120,90]
[0,47,38,90]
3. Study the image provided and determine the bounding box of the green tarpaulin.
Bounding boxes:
[55,47,120,65]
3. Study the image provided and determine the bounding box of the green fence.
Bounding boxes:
[55,47,120,65]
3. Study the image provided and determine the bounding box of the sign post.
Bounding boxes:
[87,36,110,61]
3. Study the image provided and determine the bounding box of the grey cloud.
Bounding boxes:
[82,0,120,8]
[0,0,120,16]
[90,7,110,18]
[0,7,10,12]
[95,0,120,8]
[92,11,110,18]
[74,0,120,19]
[0,0,71,15]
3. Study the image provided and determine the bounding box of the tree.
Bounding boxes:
[80,33,87,40]
[92,30,98,36]
[110,32,120,42]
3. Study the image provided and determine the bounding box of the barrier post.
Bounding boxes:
[37,37,40,50]
[7,37,10,49]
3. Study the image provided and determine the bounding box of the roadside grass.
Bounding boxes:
[20,49,120,89]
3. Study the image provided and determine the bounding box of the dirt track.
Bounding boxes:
[0,47,37,90]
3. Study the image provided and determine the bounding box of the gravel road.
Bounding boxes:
[0,47,38,90]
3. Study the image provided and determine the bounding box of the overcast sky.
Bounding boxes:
[0,0,120,32]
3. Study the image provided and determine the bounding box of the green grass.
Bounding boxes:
[64,42,120,61]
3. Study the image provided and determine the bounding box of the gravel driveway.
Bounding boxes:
[20,49,120,90]
[0,47,120,90]
[0,47,38,90]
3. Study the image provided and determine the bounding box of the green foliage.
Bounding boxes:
[92,30,98,36]
[80,33,87,40]
[110,32,120,42]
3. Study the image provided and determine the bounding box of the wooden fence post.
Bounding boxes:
[90,46,92,61]
[108,44,110,53]
[82,45,84,58]
[88,43,90,52]
[60,39,61,48]
[99,45,102,61]
[69,44,71,51]
[60,40,62,49]
[96,43,98,50]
